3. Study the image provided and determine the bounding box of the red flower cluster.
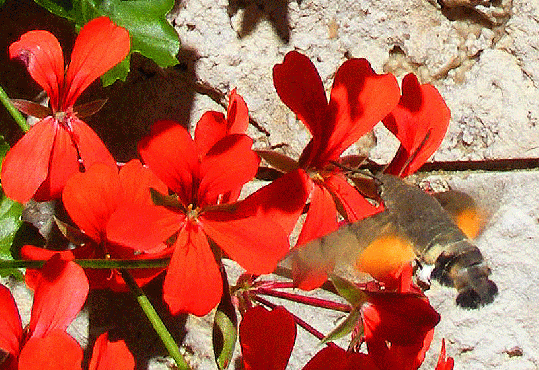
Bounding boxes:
[239,265,453,370]
[264,52,450,290]
[235,51,452,369]
[1,14,455,369]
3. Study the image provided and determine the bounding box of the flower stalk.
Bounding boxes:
[119,268,192,370]
[0,258,171,269]
[254,295,338,348]
[0,84,29,132]
[255,286,351,313]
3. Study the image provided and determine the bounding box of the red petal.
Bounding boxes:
[201,207,290,274]
[362,294,440,347]
[0,118,55,203]
[118,159,168,205]
[198,134,259,206]
[383,73,451,177]
[106,204,181,253]
[302,346,380,370]
[320,59,400,164]
[194,111,228,157]
[9,31,64,111]
[293,184,339,290]
[324,173,384,222]
[194,89,249,157]
[72,117,117,171]
[20,246,75,291]
[436,339,455,370]
[367,328,434,370]
[297,183,339,246]
[29,255,89,339]
[138,120,198,205]
[63,17,130,108]
[63,163,122,241]
[240,306,296,370]
[238,169,311,236]
[89,332,135,370]
[34,121,80,202]
[273,51,328,145]
[226,88,249,134]
[18,330,82,370]
[0,285,22,359]
[163,224,223,316]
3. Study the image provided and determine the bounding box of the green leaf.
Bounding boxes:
[213,272,237,369]
[213,310,237,369]
[33,0,77,21]
[0,135,24,278]
[102,0,179,67]
[0,188,24,278]
[330,274,369,307]
[34,0,180,85]
[321,308,361,344]
[101,55,131,87]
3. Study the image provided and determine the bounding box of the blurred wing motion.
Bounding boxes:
[292,174,498,309]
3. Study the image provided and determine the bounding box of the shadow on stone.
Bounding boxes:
[227,0,303,43]
[85,274,188,369]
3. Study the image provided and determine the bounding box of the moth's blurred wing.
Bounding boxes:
[353,233,415,283]
[432,190,486,239]
[290,212,416,288]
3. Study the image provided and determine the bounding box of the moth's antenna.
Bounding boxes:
[329,160,377,179]
[330,160,382,201]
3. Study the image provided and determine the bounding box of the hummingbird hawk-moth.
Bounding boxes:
[292,173,498,309]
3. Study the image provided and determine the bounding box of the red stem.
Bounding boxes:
[259,281,296,289]
[254,295,339,348]
[255,286,351,313]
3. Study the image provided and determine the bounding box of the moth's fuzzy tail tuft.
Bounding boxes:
[455,270,498,309]
[431,245,498,309]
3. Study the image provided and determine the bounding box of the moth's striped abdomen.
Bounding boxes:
[378,174,498,308]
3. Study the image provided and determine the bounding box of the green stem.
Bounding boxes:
[0,258,170,269]
[0,84,29,132]
[119,269,192,370]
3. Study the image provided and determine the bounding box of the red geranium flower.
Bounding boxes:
[0,254,88,370]
[262,51,400,289]
[1,17,130,203]
[22,159,170,291]
[107,110,290,316]
[239,306,296,370]
[383,73,451,177]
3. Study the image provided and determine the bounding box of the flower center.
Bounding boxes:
[53,108,76,132]
[186,204,201,221]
